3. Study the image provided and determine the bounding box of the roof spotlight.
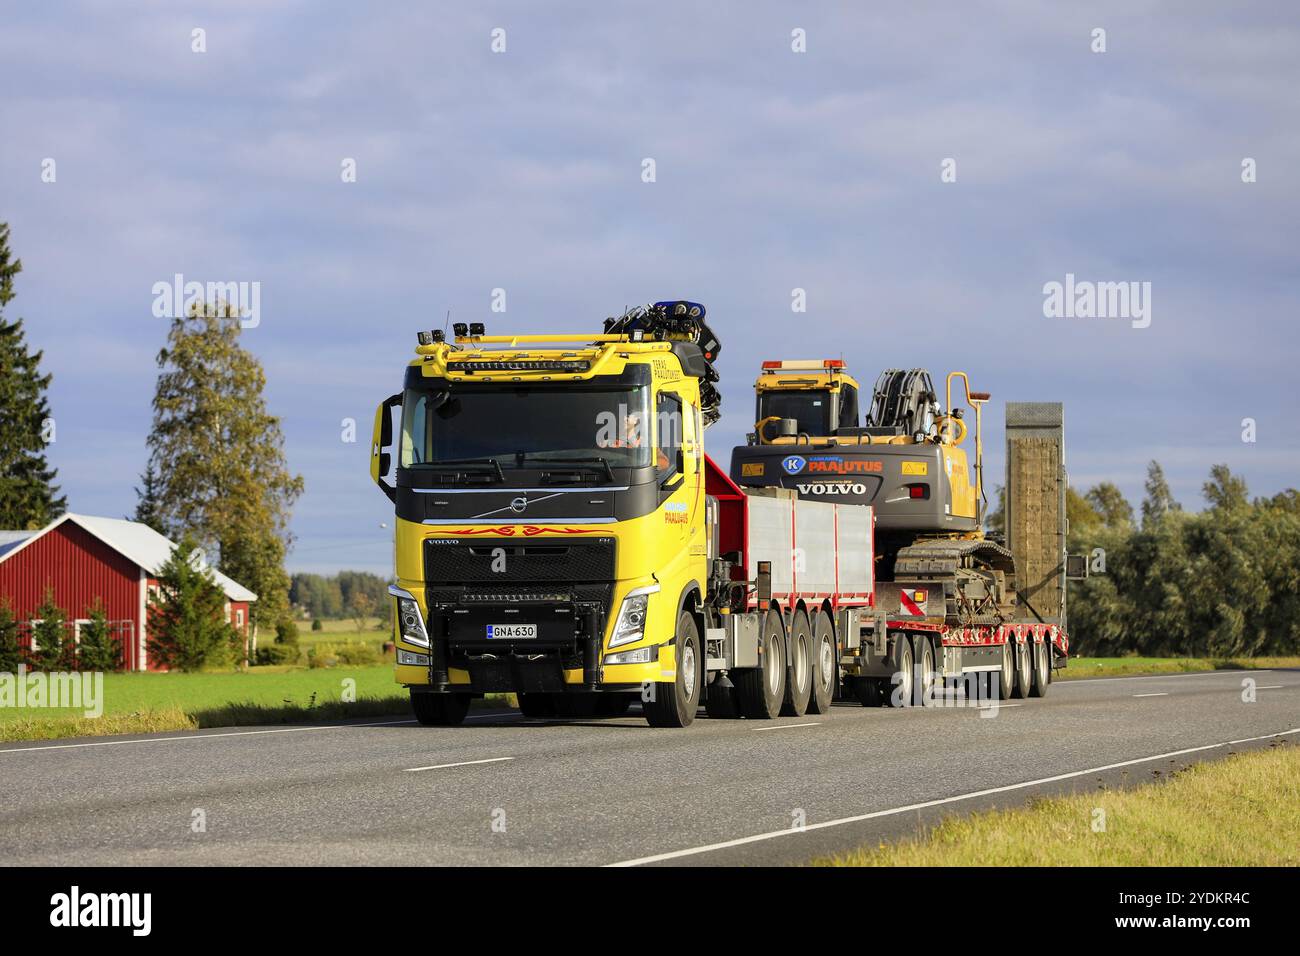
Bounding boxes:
[452,322,469,337]
[417,331,434,346]
[468,322,486,336]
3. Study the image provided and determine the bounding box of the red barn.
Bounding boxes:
[0,513,257,671]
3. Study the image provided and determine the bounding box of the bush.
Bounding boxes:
[255,643,299,666]
[306,642,378,668]
[275,618,299,646]
[311,618,322,632]
[336,642,380,666]
[307,643,338,668]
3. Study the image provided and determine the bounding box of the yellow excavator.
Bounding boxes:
[730,361,1017,628]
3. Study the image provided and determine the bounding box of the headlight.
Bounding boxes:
[389,586,430,648]
[608,584,658,648]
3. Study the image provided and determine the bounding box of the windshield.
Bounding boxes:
[758,390,831,436]
[401,384,652,470]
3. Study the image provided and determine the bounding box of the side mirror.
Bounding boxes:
[370,394,402,502]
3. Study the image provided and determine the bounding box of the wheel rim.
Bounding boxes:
[920,645,935,702]
[819,637,834,689]
[766,633,783,694]
[681,640,697,701]
[1037,642,1049,682]
[794,635,809,692]
[1019,643,1031,684]
[1002,644,1014,689]
[899,645,914,702]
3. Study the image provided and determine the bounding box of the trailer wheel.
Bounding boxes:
[517,693,557,719]
[914,635,938,706]
[781,610,813,717]
[410,690,471,726]
[643,611,702,727]
[995,641,1015,700]
[1030,639,1050,697]
[735,609,786,718]
[1012,639,1032,699]
[886,634,915,707]
[808,611,836,714]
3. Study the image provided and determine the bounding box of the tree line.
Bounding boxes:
[289,571,391,622]
[992,462,1300,657]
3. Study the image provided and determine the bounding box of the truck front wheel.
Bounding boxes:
[410,690,471,726]
[644,611,702,728]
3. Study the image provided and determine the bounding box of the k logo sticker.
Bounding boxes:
[782,455,806,475]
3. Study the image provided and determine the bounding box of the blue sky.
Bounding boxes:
[2,1,1297,574]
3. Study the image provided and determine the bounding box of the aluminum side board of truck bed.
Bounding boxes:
[743,491,873,602]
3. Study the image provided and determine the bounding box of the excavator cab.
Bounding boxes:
[751,359,861,444]
[734,362,989,535]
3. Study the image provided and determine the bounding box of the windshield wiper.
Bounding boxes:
[423,457,504,483]
[521,454,615,483]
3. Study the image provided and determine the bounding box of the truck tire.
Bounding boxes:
[886,633,914,707]
[852,676,884,706]
[914,635,938,706]
[735,609,786,719]
[781,610,813,717]
[996,641,1015,700]
[1030,639,1050,697]
[410,690,471,726]
[1012,638,1032,699]
[808,610,836,715]
[517,693,557,719]
[704,680,738,718]
[644,611,702,727]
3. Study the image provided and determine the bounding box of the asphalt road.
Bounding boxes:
[2,668,1296,866]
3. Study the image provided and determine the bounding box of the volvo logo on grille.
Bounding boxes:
[510,496,528,513]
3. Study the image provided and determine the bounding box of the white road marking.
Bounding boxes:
[0,718,419,755]
[605,727,1300,867]
[404,756,514,772]
[1133,693,1169,698]
[754,722,822,732]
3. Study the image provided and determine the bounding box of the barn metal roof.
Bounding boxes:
[0,514,258,602]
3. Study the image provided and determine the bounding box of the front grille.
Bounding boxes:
[423,536,616,585]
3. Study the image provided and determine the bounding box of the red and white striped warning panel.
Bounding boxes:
[897,588,928,617]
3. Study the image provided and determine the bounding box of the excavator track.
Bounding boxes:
[894,538,1018,627]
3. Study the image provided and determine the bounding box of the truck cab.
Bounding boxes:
[370,318,711,726]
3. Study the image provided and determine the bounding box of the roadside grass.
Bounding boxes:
[1058,655,1300,680]
[815,742,1299,866]
[0,664,518,743]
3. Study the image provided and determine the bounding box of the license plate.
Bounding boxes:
[486,623,537,640]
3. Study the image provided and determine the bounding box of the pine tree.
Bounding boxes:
[131,461,167,534]
[77,601,121,671]
[142,302,303,633]
[0,599,22,672]
[31,586,68,671]
[0,223,66,529]
[147,534,238,672]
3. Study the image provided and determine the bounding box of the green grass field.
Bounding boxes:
[815,742,1299,866]
[0,664,409,742]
